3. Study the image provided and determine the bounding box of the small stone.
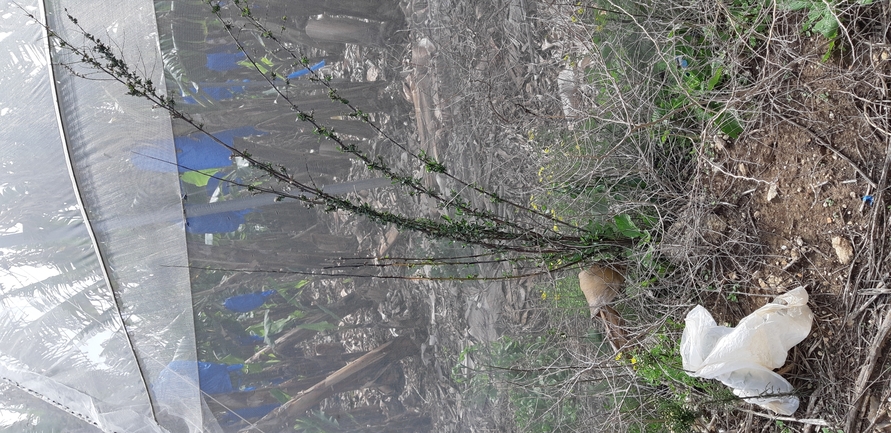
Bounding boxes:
[827,217,833,224]
[795,237,804,246]
[767,183,779,202]
[832,236,854,264]
[713,135,728,152]
[738,163,748,176]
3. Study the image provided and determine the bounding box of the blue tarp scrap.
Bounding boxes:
[130,126,266,173]
[236,334,264,346]
[205,47,247,72]
[186,209,252,234]
[223,290,277,313]
[287,59,326,79]
[181,59,326,104]
[197,362,244,395]
[205,174,240,196]
[155,361,242,396]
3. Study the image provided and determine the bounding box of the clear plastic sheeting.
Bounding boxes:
[0,381,104,432]
[4,0,414,430]
[1,0,214,430]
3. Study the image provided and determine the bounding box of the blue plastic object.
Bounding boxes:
[236,334,264,346]
[156,361,242,395]
[206,47,247,72]
[186,209,252,234]
[223,290,277,313]
[197,362,244,394]
[864,195,874,206]
[131,126,266,173]
[286,59,326,79]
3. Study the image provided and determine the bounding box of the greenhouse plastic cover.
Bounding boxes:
[2,0,395,429]
[1,0,216,431]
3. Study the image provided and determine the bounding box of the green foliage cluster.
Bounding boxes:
[453,334,590,432]
[617,327,738,433]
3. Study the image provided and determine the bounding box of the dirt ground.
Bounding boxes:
[687,29,891,433]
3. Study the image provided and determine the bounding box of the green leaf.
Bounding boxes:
[317,305,340,322]
[219,354,244,365]
[783,0,812,10]
[614,214,645,238]
[716,112,744,139]
[296,321,337,332]
[242,362,264,374]
[181,169,219,187]
[813,13,839,39]
[238,59,268,74]
[705,66,723,92]
[269,389,291,404]
[246,314,293,337]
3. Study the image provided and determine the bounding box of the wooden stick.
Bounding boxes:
[844,305,891,433]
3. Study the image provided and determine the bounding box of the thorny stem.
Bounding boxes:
[214,0,585,234]
[37,6,632,275]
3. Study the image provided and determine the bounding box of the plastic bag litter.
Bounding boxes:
[680,286,813,415]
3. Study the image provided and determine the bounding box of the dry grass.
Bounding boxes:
[468,0,891,432]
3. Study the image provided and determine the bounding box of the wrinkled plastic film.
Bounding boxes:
[681,287,813,415]
[0,1,172,431]
[41,0,214,429]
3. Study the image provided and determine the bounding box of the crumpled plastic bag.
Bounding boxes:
[680,286,813,415]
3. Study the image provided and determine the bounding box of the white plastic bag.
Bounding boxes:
[680,286,813,415]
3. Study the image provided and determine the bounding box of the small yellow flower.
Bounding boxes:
[615,352,623,361]
[541,291,548,300]
[553,224,559,232]
[630,356,638,365]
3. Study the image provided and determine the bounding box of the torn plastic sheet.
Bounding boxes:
[681,286,813,415]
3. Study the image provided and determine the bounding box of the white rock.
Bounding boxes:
[766,183,778,202]
[831,236,853,264]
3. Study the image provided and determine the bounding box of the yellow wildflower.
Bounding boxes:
[615,352,623,361]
